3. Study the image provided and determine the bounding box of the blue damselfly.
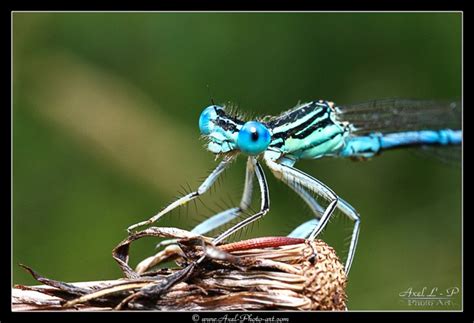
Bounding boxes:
[127,98,462,274]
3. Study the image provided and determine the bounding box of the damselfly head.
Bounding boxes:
[199,105,240,154]
[198,105,271,156]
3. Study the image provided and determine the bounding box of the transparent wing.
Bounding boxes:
[336,98,461,135]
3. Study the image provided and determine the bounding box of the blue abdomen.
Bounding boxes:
[339,129,462,158]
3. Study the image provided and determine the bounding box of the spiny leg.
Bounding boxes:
[285,179,325,238]
[155,156,256,250]
[191,156,255,236]
[285,181,360,273]
[213,158,270,245]
[149,157,258,268]
[288,219,319,239]
[264,156,338,240]
[148,157,257,270]
[264,154,360,274]
[335,197,360,274]
[127,155,235,233]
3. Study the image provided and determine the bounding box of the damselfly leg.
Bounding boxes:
[191,157,256,236]
[155,157,263,249]
[288,219,319,239]
[127,155,235,233]
[130,155,269,252]
[154,157,256,250]
[263,152,360,274]
[285,178,326,237]
[213,157,270,244]
[137,157,267,273]
[334,197,361,274]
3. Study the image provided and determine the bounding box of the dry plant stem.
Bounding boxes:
[13,227,347,311]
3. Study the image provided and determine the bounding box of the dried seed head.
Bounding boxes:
[14,229,348,311]
[150,238,347,311]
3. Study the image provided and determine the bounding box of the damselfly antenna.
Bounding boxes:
[206,84,216,106]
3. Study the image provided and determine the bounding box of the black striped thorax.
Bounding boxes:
[263,100,350,158]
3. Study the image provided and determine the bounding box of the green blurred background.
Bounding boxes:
[13,12,462,310]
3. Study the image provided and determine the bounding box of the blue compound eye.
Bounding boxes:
[237,121,271,155]
[199,105,221,135]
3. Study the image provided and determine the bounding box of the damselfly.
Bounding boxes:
[127,98,462,274]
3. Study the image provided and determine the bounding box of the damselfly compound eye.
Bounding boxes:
[199,105,221,135]
[237,121,271,155]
